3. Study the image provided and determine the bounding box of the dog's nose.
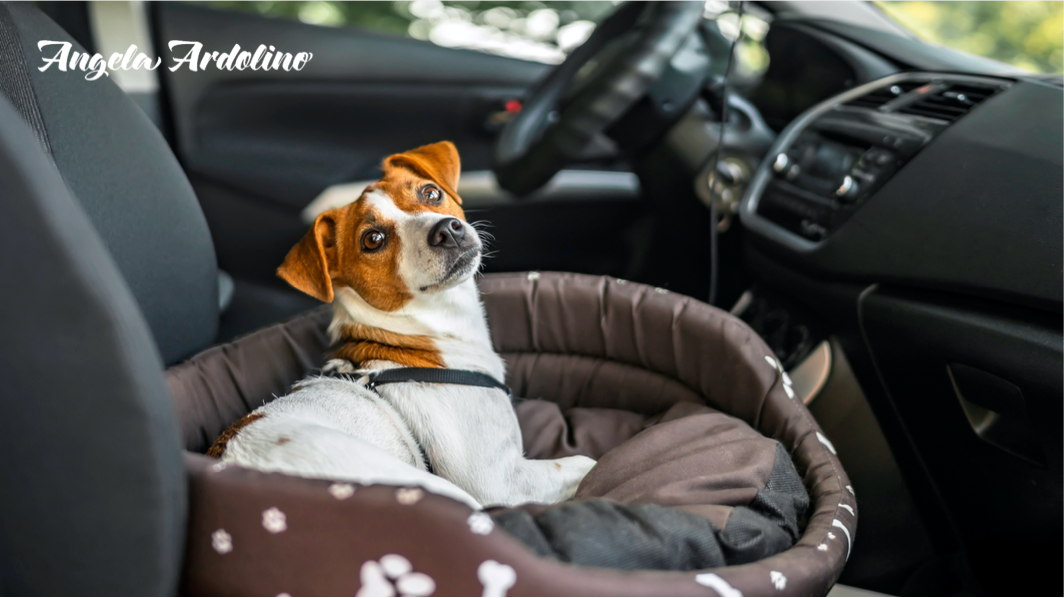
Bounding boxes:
[428,217,466,248]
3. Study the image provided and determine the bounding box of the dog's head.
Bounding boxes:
[278,141,481,310]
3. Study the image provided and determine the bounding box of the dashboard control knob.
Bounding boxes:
[716,159,745,186]
[835,175,859,200]
[772,153,790,173]
[800,219,827,240]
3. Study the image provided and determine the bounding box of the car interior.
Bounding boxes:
[1,0,1061,595]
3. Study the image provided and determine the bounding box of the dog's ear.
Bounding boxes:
[384,141,462,204]
[277,211,338,302]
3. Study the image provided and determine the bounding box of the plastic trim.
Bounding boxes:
[739,71,1013,253]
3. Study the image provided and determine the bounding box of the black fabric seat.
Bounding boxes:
[0,3,217,365]
[0,94,185,595]
[0,4,313,593]
[0,2,321,360]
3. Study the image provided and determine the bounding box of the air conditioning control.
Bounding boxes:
[747,73,1009,249]
[772,153,790,173]
[758,108,929,240]
[835,175,859,201]
[772,152,802,180]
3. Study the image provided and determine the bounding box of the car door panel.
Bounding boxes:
[189,81,527,210]
[158,3,645,283]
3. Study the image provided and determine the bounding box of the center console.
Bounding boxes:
[741,73,1009,250]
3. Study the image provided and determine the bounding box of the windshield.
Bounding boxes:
[875,1,1063,74]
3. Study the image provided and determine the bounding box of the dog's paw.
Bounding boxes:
[555,455,597,499]
[321,358,357,375]
[561,454,596,476]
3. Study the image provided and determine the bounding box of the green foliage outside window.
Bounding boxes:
[876,1,1063,74]
[202,1,1064,75]
[204,1,615,63]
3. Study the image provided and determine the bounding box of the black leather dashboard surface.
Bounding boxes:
[750,78,1063,310]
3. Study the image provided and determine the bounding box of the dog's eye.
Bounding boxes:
[420,184,442,204]
[362,230,385,251]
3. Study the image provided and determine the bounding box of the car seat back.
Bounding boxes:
[0,95,185,595]
[0,3,218,365]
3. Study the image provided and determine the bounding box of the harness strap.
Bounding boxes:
[362,367,512,396]
[321,366,513,475]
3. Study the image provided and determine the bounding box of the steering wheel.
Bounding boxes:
[493,1,706,196]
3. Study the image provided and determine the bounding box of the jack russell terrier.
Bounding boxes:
[207,141,596,509]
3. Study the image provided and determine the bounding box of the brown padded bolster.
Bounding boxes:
[167,305,330,454]
[169,273,855,596]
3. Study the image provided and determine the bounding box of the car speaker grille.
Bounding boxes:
[897,83,1001,122]
[844,81,927,109]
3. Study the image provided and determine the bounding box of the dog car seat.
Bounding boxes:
[0,6,847,592]
[168,272,856,596]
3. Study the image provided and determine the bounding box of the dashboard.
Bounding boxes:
[719,18,1063,593]
[741,72,1063,309]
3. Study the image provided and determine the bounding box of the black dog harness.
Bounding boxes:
[333,367,512,395]
[323,366,513,474]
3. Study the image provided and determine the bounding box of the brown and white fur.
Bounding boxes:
[209,142,595,509]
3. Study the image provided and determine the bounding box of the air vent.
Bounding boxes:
[897,83,1001,122]
[845,81,927,109]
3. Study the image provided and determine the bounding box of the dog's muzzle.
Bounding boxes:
[427,217,474,250]
[423,217,480,290]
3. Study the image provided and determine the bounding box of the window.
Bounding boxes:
[202,1,617,64]
[875,1,1063,74]
[703,0,771,88]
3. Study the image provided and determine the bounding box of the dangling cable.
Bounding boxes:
[703,1,744,306]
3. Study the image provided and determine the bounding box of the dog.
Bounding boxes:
[207,141,596,509]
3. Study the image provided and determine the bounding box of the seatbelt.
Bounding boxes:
[0,4,55,165]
